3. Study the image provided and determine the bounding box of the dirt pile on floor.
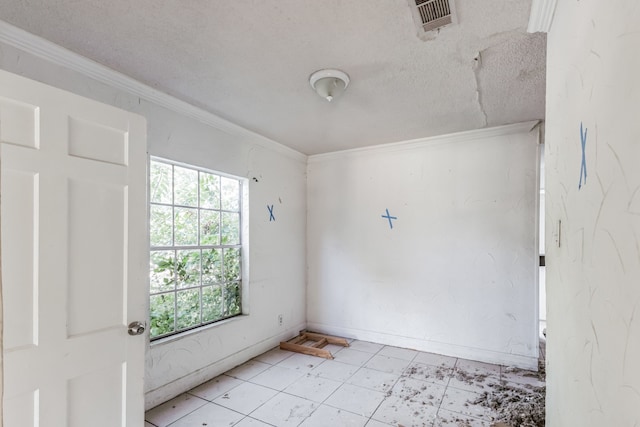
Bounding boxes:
[454,368,489,385]
[455,361,546,427]
[472,382,545,427]
[404,364,450,382]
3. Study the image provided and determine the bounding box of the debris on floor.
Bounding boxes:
[465,362,546,427]
[404,363,451,383]
[453,367,490,385]
[472,382,545,427]
[437,361,546,427]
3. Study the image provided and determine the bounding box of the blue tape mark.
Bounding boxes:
[579,122,588,190]
[267,204,275,221]
[381,208,397,229]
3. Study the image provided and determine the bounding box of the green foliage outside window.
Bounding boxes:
[149,160,243,339]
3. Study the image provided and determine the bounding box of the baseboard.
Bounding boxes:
[307,322,538,371]
[144,322,306,410]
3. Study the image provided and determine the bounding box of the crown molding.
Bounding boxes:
[527,0,558,33]
[308,121,541,163]
[0,20,306,162]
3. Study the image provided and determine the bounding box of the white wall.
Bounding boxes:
[307,123,541,369]
[0,40,308,409]
[545,1,640,425]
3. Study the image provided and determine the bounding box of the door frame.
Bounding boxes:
[1,157,3,427]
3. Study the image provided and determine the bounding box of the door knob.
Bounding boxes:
[128,321,146,336]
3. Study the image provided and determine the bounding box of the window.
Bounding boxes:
[149,158,244,340]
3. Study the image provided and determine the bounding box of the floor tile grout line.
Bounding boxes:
[239,361,350,426]
[304,344,390,425]
[148,394,209,427]
[371,372,402,419]
[309,398,385,423]
[257,379,379,426]
[166,397,259,427]
[200,376,277,423]
[197,398,251,419]
[163,402,209,427]
[285,390,322,427]
[244,389,289,423]
[186,377,246,402]
[238,420,275,427]
[435,357,458,418]
[234,415,278,427]
[365,350,422,426]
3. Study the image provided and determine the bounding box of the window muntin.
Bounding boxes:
[149,159,243,340]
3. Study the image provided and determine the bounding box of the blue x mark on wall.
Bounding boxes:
[579,122,588,190]
[381,208,397,229]
[267,204,275,221]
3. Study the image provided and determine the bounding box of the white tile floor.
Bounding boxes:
[146,340,545,427]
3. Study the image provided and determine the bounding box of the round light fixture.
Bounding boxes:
[309,69,350,102]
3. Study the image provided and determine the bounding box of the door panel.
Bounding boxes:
[68,116,129,166]
[67,362,125,427]
[1,70,147,426]
[67,178,126,337]
[4,390,38,427]
[0,96,39,149]
[1,167,38,350]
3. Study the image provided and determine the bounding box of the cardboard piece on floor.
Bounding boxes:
[279,331,349,359]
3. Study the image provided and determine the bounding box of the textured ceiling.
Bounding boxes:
[0,0,546,155]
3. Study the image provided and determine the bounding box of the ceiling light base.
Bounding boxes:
[309,69,350,102]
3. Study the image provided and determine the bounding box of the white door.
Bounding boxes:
[0,70,147,426]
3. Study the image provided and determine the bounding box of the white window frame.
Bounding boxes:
[148,157,247,340]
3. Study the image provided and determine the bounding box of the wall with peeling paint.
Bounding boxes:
[545,0,640,425]
[0,42,308,409]
[307,123,541,369]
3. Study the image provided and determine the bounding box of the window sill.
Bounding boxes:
[149,314,249,347]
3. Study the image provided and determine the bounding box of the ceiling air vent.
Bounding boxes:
[409,0,457,36]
